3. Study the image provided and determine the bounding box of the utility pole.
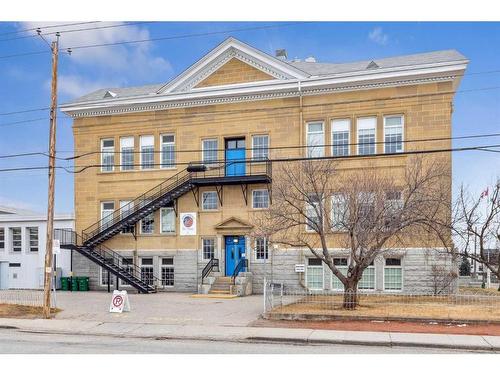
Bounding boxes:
[43,34,59,319]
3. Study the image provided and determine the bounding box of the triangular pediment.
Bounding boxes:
[157,37,309,94]
[194,57,276,88]
[214,216,254,231]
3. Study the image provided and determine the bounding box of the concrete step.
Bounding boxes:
[209,289,232,294]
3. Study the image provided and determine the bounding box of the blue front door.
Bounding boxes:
[225,236,246,276]
[225,138,246,176]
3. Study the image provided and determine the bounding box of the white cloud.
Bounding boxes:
[19,22,173,98]
[54,74,120,98]
[368,27,389,45]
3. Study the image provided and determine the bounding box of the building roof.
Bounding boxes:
[0,205,73,222]
[67,49,467,106]
[287,50,467,76]
[61,37,468,118]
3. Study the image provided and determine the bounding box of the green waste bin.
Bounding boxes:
[71,277,79,291]
[60,277,69,291]
[77,276,89,292]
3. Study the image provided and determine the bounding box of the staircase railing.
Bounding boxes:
[82,158,271,244]
[82,167,192,243]
[201,258,219,284]
[55,229,163,291]
[231,257,248,284]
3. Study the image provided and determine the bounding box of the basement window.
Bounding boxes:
[161,258,174,287]
[384,258,403,291]
[306,258,324,290]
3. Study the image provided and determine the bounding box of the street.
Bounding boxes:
[0,329,492,354]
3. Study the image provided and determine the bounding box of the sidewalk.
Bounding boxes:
[1,317,499,351]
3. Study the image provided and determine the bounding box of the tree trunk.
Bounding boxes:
[343,279,359,310]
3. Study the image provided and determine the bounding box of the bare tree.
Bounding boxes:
[252,156,450,309]
[430,265,458,295]
[448,181,500,289]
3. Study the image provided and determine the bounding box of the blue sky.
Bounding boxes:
[0,21,499,214]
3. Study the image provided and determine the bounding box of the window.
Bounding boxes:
[100,258,115,287]
[306,258,324,290]
[331,194,348,231]
[160,207,175,234]
[161,258,174,287]
[202,238,215,260]
[27,227,38,252]
[101,139,115,172]
[357,117,376,156]
[384,115,403,153]
[120,137,134,171]
[331,258,348,291]
[384,258,403,291]
[0,228,4,250]
[306,194,322,232]
[306,122,324,157]
[161,134,175,168]
[141,212,155,234]
[140,258,154,286]
[140,135,155,169]
[120,257,134,287]
[252,135,269,160]
[101,201,115,229]
[358,192,375,228]
[202,191,218,210]
[202,139,218,164]
[331,119,350,157]
[252,189,269,209]
[384,191,403,228]
[359,262,375,290]
[11,227,22,252]
[255,237,268,260]
[120,201,134,234]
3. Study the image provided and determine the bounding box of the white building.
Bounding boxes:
[0,206,74,290]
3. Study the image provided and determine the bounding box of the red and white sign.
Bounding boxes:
[180,212,197,236]
[109,290,130,313]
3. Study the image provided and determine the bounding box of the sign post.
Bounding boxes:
[109,290,131,313]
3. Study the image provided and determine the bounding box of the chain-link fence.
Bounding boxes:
[263,283,500,322]
[0,290,45,307]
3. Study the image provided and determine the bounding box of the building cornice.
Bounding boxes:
[64,73,460,119]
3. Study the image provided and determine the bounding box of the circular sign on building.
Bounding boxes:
[180,212,197,236]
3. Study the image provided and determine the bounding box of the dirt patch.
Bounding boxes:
[252,318,500,336]
[271,294,500,322]
[0,304,59,319]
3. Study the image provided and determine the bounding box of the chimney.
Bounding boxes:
[275,49,287,60]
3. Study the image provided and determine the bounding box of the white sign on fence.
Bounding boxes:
[109,290,130,313]
[180,212,197,236]
[295,264,305,273]
[52,239,61,255]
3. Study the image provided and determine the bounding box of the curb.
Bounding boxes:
[4,325,496,352]
[263,313,500,325]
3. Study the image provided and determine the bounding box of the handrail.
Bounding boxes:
[82,158,271,244]
[231,257,248,284]
[201,258,219,284]
[55,229,162,290]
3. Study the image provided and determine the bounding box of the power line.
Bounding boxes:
[0,22,153,43]
[3,131,500,161]
[0,21,100,37]
[0,117,50,127]
[0,22,306,60]
[1,143,499,174]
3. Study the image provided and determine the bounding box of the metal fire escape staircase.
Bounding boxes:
[57,160,272,293]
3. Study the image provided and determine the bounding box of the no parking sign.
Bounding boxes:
[109,290,130,313]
